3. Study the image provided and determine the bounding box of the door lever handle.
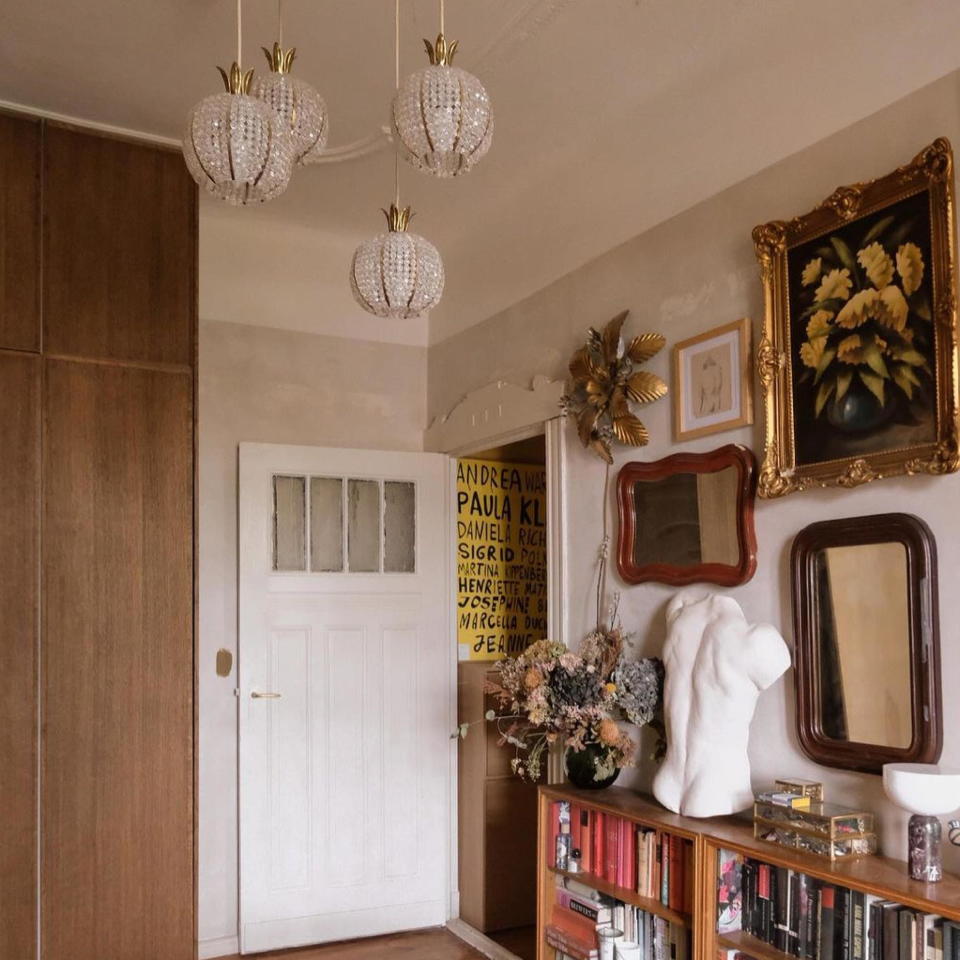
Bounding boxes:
[251,691,282,699]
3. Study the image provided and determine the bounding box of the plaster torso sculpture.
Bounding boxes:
[653,589,790,817]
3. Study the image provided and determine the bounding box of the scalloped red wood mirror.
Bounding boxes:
[616,444,758,586]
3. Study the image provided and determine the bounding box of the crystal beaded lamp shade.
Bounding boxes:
[392,35,493,178]
[182,63,293,205]
[350,205,445,319]
[253,43,329,165]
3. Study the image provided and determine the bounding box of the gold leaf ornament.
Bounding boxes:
[561,310,668,461]
[627,332,667,364]
[625,371,668,405]
[613,413,649,447]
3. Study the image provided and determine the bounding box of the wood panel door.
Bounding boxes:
[0,112,41,352]
[0,352,39,957]
[41,359,194,960]
[42,124,195,365]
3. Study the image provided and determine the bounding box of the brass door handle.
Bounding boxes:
[251,691,282,699]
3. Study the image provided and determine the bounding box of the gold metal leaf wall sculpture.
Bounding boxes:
[561,310,668,463]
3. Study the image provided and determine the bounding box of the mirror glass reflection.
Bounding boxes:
[631,465,740,568]
[815,541,912,749]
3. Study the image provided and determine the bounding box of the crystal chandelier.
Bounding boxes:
[350,203,445,319]
[182,1,292,205]
[392,0,493,177]
[253,41,329,165]
[350,2,445,320]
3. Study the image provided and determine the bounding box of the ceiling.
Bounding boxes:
[4,0,960,346]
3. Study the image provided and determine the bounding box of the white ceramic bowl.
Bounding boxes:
[883,763,960,816]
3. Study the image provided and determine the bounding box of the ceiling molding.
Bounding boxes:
[0,98,180,148]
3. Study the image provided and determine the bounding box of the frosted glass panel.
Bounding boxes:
[273,475,306,571]
[384,481,416,573]
[310,477,343,572]
[348,479,380,572]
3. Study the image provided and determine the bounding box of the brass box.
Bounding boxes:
[753,800,876,861]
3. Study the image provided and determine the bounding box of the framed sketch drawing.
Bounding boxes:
[673,318,753,441]
[753,137,960,498]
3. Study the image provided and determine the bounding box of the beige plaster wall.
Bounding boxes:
[198,319,426,949]
[428,70,960,869]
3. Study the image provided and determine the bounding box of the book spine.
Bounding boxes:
[661,834,670,906]
[617,818,626,888]
[669,835,683,911]
[852,892,865,960]
[819,886,836,960]
[594,812,605,878]
[605,816,619,884]
[581,809,592,875]
[624,818,637,891]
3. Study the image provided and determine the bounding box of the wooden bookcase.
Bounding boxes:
[537,785,960,960]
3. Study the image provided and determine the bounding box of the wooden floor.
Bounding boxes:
[223,927,487,959]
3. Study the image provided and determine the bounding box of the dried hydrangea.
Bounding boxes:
[613,657,664,727]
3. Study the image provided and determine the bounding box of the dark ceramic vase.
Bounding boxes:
[565,744,619,790]
[826,380,897,433]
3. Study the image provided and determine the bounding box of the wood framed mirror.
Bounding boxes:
[616,444,758,586]
[791,513,942,775]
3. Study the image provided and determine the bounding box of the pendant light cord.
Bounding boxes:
[236,0,242,66]
[394,0,401,208]
[440,0,445,36]
[278,0,284,48]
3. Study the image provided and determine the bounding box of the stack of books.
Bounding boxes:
[720,852,959,960]
[547,801,694,914]
[546,875,691,960]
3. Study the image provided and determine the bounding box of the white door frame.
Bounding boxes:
[438,413,569,942]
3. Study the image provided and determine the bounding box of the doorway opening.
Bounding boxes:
[456,432,546,960]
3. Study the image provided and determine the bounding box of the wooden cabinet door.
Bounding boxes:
[0,352,39,958]
[41,360,194,960]
[42,124,196,365]
[0,112,41,352]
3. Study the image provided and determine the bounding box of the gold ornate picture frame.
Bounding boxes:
[753,138,959,498]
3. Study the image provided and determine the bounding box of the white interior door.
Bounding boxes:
[238,442,452,954]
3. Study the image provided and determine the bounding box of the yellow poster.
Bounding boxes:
[456,458,547,661]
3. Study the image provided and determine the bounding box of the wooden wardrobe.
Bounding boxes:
[0,112,197,960]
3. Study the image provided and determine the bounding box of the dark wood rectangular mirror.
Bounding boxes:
[792,513,941,775]
[616,444,757,586]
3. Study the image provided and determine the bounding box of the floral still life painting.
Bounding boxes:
[790,192,935,465]
[753,138,959,497]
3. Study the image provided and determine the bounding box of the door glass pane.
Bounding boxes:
[384,481,416,573]
[348,479,380,572]
[310,477,344,572]
[273,475,306,571]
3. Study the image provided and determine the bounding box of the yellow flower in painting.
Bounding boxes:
[877,285,909,332]
[815,268,853,302]
[836,288,879,328]
[605,682,617,694]
[837,334,865,364]
[896,243,925,296]
[806,310,833,339]
[802,257,823,287]
[857,242,895,289]
[800,337,827,369]
[598,719,621,746]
